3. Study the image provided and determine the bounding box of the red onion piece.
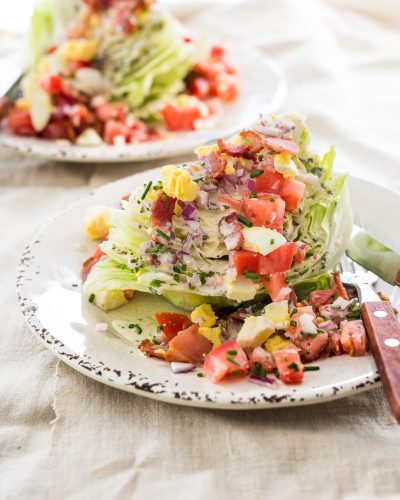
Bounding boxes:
[247,178,256,190]
[170,362,196,374]
[182,203,197,220]
[249,375,277,387]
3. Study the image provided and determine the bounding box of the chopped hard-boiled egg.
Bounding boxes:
[273,152,298,178]
[84,206,112,240]
[262,300,290,330]
[76,128,103,146]
[226,277,258,302]
[94,290,128,311]
[199,326,221,349]
[193,144,219,157]
[299,313,318,335]
[265,333,292,353]
[59,39,98,62]
[237,315,275,349]
[161,165,199,202]
[242,227,286,256]
[191,304,217,327]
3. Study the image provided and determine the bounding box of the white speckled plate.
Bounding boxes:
[16,171,400,409]
[1,47,285,163]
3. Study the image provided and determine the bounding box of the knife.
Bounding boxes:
[346,226,400,287]
[341,264,400,422]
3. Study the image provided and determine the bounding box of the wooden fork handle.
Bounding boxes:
[361,301,400,422]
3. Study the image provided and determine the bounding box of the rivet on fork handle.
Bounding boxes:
[361,301,400,422]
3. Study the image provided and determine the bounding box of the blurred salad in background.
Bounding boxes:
[0,0,239,145]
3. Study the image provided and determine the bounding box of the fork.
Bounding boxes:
[340,255,400,422]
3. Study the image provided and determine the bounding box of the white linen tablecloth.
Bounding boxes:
[1,1,400,498]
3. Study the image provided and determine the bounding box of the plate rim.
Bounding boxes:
[16,172,385,410]
[1,47,286,164]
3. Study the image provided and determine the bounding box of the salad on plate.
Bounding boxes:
[0,0,238,145]
[81,112,368,385]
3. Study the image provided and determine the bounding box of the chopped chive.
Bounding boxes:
[226,355,241,366]
[290,308,298,317]
[258,154,264,161]
[250,169,264,178]
[72,283,78,287]
[181,264,187,271]
[156,325,163,332]
[141,181,152,200]
[150,279,164,287]
[161,194,168,202]
[128,324,142,334]
[288,362,299,372]
[242,138,250,146]
[227,349,238,355]
[254,362,266,378]
[189,284,196,290]
[173,274,180,282]
[88,293,95,303]
[244,270,260,280]
[148,244,162,254]
[251,303,265,313]
[173,266,180,273]
[304,366,320,372]
[249,192,258,199]
[186,271,193,277]
[270,239,275,244]
[290,320,297,327]
[197,372,204,377]
[237,214,253,227]
[269,197,275,202]
[273,368,280,379]
[151,337,161,345]
[156,229,170,241]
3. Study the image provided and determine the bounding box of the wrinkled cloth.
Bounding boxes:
[1,1,400,499]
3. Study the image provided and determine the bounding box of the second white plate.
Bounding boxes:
[0,47,285,163]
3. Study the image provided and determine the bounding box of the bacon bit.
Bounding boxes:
[333,271,349,300]
[292,331,329,363]
[123,290,135,300]
[217,194,242,212]
[308,289,336,309]
[164,324,213,364]
[208,151,227,179]
[263,137,299,155]
[217,130,263,159]
[151,192,176,243]
[219,213,243,250]
[139,339,166,359]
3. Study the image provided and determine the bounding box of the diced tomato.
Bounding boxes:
[121,193,131,205]
[203,340,249,383]
[254,165,285,194]
[154,312,193,342]
[242,192,285,232]
[330,329,343,356]
[249,347,276,374]
[281,179,305,212]
[96,102,127,123]
[217,194,242,212]
[263,272,291,302]
[160,103,203,132]
[230,250,260,275]
[308,289,336,309]
[188,77,210,99]
[258,243,295,275]
[83,0,111,10]
[39,74,63,94]
[263,137,299,156]
[165,324,213,364]
[81,246,106,282]
[212,73,238,102]
[7,109,36,137]
[104,120,130,144]
[273,348,304,384]
[333,271,349,300]
[340,320,367,357]
[293,243,306,264]
[210,45,226,62]
[293,332,329,362]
